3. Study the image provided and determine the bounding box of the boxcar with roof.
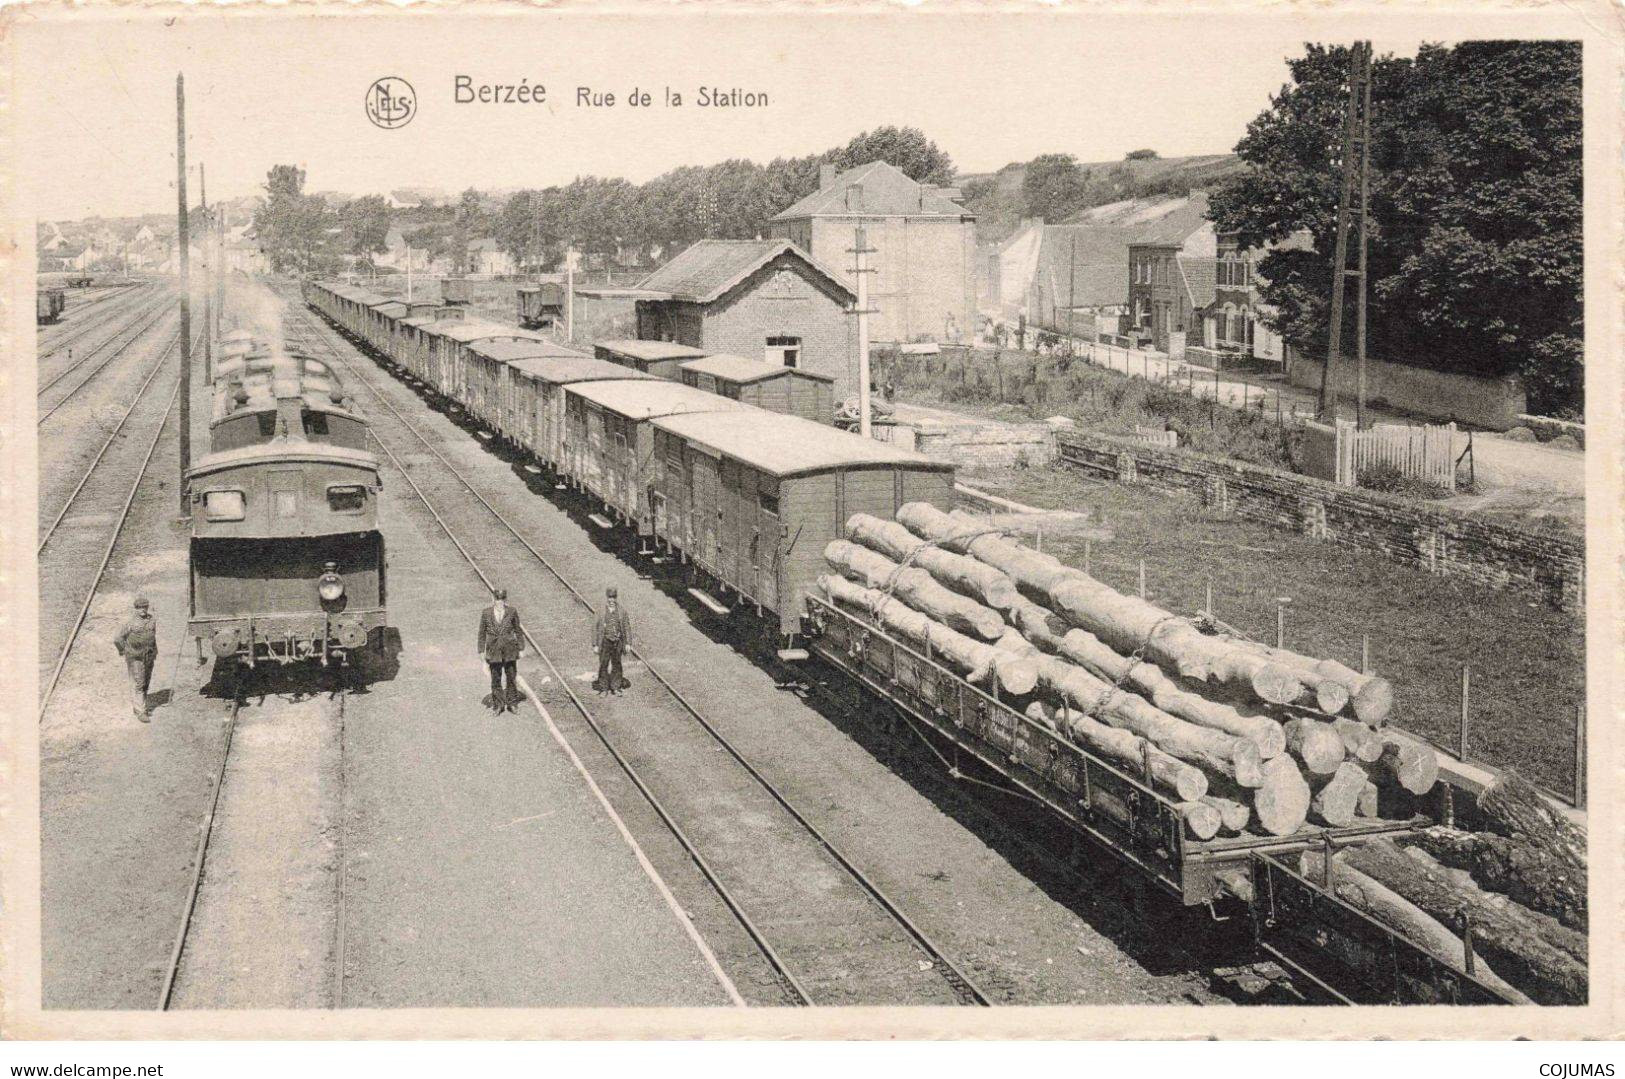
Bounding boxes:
[504,356,659,475]
[517,282,566,330]
[398,308,470,391]
[649,410,957,636]
[437,321,550,427]
[594,339,710,381]
[678,353,836,423]
[563,380,750,534]
[382,301,440,369]
[364,297,410,354]
[465,338,592,446]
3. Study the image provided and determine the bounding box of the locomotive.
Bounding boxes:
[185,342,386,668]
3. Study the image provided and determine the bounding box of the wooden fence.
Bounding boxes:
[1334,420,1457,492]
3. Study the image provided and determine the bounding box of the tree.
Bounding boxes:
[495,190,538,269]
[1125,148,1160,161]
[830,126,956,185]
[1021,153,1089,222]
[253,164,340,274]
[340,195,391,259]
[1208,42,1582,416]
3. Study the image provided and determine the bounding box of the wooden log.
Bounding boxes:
[1024,702,1207,801]
[1179,800,1222,840]
[824,540,1006,641]
[845,512,1019,610]
[1299,849,1531,1005]
[1478,771,1587,877]
[1052,626,1287,760]
[1407,824,1586,933]
[1231,641,1393,724]
[1024,654,1259,786]
[1252,753,1311,836]
[1284,717,1346,776]
[1339,839,1587,1005]
[1356,781,1380,818]
[1201,793,1251,835]
[1317,659,1394,725]
[895,502,1305,707]
[1332,718,1384,763]
[1375,729,1439,795]
[819,575,1038,695]
[1310,762,1368,827]
[1007,596,1069,653]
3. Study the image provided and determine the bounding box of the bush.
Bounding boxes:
[1357,461,1452,499]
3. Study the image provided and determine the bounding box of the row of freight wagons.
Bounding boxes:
[306,279,956,636]
[595,339,836,424]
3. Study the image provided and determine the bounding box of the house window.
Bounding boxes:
[766,336,801,368]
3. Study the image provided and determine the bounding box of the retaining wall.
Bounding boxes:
[914,422,1058,470]
[1055,429,1583,611]
[1286,350,1526,430]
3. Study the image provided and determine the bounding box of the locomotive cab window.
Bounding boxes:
[303,411,329,437]
[327,484,366,513]
[202,489,246,521]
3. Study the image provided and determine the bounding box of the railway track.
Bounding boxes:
[37,324,191,720]
[289,306,994,1007]
[38,289,177,426]
[158,674,352,1010]
[38,279,158,365]
[42,280,148,336]
[39,320,183,554]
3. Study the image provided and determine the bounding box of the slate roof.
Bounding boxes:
[1070,192,1213,246]
[635,239,854,305]
[1177,257,1218,310]
[770,160,972,221]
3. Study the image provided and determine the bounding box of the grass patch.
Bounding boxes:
[879,347,1303,472]
[967,463,1586,797]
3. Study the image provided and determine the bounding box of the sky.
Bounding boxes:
[8,7,1565,223]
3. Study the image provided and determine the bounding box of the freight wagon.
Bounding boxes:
[595,339,710,380]
[37,287,66,324]
[649,409,957,637]
[517,281,566,329]
[562,379,751,534]
[678,353,836,423]
[465,337,591,441]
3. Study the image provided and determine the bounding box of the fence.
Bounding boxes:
[1334,420,1457,492]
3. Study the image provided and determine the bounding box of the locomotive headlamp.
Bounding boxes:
[318,562,345,603]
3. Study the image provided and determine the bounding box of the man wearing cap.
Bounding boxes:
[114,597,158,722]
[592,587,631,694]
[477,588,524,713]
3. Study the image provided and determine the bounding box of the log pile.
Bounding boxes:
[816,502,1588,1002]
[818,504,1433,839]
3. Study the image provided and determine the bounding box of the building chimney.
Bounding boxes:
[845,183,863,211]
[819,163,837,189]
[919,184,936,210]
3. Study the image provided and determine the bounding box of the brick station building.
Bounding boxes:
[632,238,859,411]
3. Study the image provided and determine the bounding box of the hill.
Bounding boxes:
[957,153,1248,243]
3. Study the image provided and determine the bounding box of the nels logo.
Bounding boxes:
[366,77,416,129]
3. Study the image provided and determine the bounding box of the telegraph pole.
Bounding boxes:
[850,225,877,438]
[1317,41,1372,424]
[176,74,192,516]
[1354,51,1373,429]
[201,162,212,382]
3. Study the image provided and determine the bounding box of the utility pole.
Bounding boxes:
[1317,41,1373,425]
[1068,233,1077,350]
[176,74,192,516]
[200,162,212,381]
[850,225,877,438]
[1354,48,1373,429]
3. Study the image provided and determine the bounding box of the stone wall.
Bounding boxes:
[1286,349,1526,430]
[914,422,1058,471]
[1055,429,1583,611]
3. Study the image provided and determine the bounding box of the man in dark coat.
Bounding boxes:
[114,596,158,722]
[592,586,631,694]
[477,588,524,712]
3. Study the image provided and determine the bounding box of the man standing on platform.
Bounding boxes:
[114,596,158,722]
[477,587,524,713]
[592,586,631,694]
